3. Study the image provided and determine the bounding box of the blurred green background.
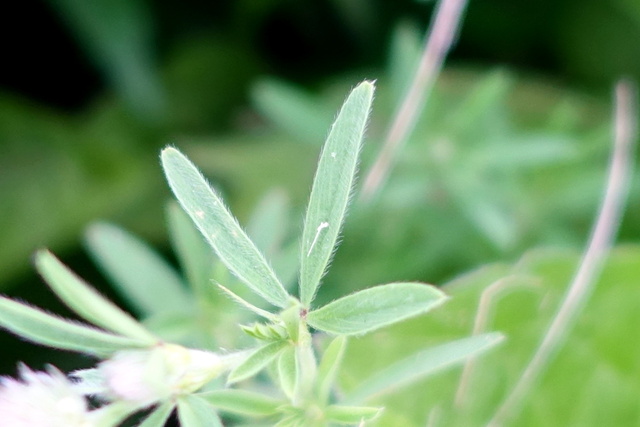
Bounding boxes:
[1,0,640,425]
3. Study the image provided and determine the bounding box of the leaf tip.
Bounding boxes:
[358,80,376,91]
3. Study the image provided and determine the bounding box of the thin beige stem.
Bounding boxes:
[361,0,469,200]
[487,80,637,427]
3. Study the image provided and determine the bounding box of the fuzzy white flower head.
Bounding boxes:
[98,343,227,406]
[0,364,93,427]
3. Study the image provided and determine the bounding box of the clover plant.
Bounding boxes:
[0,81,502,426]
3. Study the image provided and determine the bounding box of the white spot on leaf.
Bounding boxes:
[307,222,329,257]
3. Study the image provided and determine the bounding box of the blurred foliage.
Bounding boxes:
[342,245,640,426]
[2,0,639,286]
[1,0,639,424]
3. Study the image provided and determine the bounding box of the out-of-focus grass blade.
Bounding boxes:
[299,81,375,307]
[306,282,447,336]
[34,249,157,344]
[45,0,165,120]
[446,70,512,137]
[251,78,333,145]
[167,202,214,298]
[198,389,283,417]
[388,23,422,106]
[451,183,516,251]
[0,297,148,356]
[345,332,505,403]
[177,395,223,427]
[162,147,290,308]
[138,401,175,427]
[85,222,193,317]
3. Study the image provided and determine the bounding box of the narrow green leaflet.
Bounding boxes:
[34,250,157,344]
[0,297,147,356]
[218,284,277,321]
[137,401,175,427]
[299,81,375,307]
[278,346,297,399]
[228,340,289,384]
[345,332,505,403]
[316,335,348,404]
[167,202,214,298]
[177,395,223,427]
[92,400,143,427]
[306,282,447,336]
[198,389,282,417]
[325,405,382,424]
[161,147,290,308]
[85,222,193,316]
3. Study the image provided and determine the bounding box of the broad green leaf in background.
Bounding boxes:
[345,332,505,404]
[85,222,193,316]
[0,297,148,356]
[227,340,289,384]
[340,246,640,426]
[138,401,175,427]
[306,282,447,336]
[299,81,375,307]
[177,394,223,427]
[162,147,291,308]
[199,389,282,417]
[34,250,157,344]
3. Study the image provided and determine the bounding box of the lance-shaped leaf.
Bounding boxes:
[138,401,175,427]
[325,405,383,424]
[0,297,148,356]
[162,147,290,308]
[198,389,282,417]
[345,332,505,403]
[177,395,223,427]
[306,282,447,336]
[299,81,375,307]
[228,340,289,384]
[277,345,297,399]
[167,201,214,299]
[34,250,157,345]
[317,335,348,404]
[85,222,193,316]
